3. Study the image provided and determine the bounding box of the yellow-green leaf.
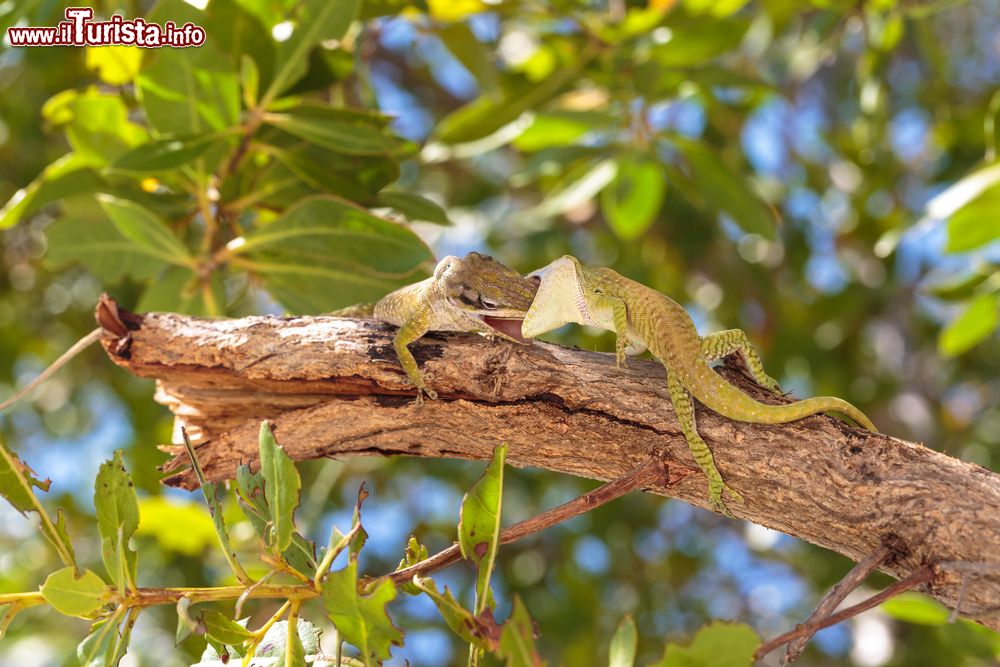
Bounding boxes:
[498,596,545,667]
[258,422,301,554]
[94,450,139,593]
[0,434,76,568]
[321,562,403,664]
[609,615,637,667]
[41,567,107,618]
[648,621,759,667]
[459,443,506,615]
[85,46,142,85]
[201,609,254,646]
[601,155,665,240]
[939,294,999,357]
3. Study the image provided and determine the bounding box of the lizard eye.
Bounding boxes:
[480,297,500,310]
[593,288,604,296]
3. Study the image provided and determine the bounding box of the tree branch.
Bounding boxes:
[755,566,937,661]
[782,542,895,663]
[94,297,1000,631]
[389,460,668,584]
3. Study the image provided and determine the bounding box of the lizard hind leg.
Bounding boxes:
[667,370,744,516]
[700,329,781,394]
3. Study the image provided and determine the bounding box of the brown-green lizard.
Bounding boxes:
[334,251,537,403]
[520,255,877,514]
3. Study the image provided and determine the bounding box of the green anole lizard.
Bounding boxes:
[520,255,877,514]
[2,253,536,413]
[333,251,537,403]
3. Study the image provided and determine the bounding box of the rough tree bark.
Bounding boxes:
[94,297,1000,631]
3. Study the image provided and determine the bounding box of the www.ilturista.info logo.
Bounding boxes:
[7,7,205,48]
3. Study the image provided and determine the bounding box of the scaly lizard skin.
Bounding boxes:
[333,252,537,403]
[521,255,877,514]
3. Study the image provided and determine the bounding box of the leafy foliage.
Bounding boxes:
[648,622,759,667]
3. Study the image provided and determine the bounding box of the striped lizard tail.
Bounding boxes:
[681,360,877,432]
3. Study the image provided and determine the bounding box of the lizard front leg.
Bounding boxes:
[595,294,633,368]
[392,310,437,404]
[667,370,744,516]
[700,329,780,394]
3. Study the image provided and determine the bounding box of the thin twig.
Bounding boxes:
[948,573,969,624]
[782,543,893,664]
[755,566,936,662]
[389,460,667,585]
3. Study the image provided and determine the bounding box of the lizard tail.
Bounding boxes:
[327,303,376,318]
[680,360,877,432]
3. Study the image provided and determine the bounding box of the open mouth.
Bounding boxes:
[481,316,528,343]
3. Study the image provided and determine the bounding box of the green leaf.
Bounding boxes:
[926,161,1000,221]
[924,265,999,301]
[257,133,401,200]
[97,195,195,268]
[513,112,608,152]
[203,0,276,94]
[258,421,301,553]
[235,195,434,313]
[648,621,759,667]
[201,609,254,646]
[267,0,362,100]
[881,592,951,625]
[436,65,583,145]
[0,153,103,228]
[609,615,637,667]
[600,155,665,240]
[110,608,138,666]
[376,191,451,225]
[459,443,507,615]
[94,450,139,593]
[674,139,777,239]
[176,597,197,645]
[438,22,499,96]
[40,567,107,618]
[939,294,999,357]
[315,484,368,583]
[139,1,239,135]
[498,596,545,667]
[265,109,415,156]
[86,46,142,85]
[395,537,430,595]
[651,16,749,66]
[321,562,403,664]
[255,619,322,661]
[0,433,76,568]
[110,132,228,174]
[235,464,317,575]
[684,0,751,18]
[42,88,148,165]
[78,609,125,667]
[136,266,226,316]
[412,576,497,650]
[45,197,170,282]
[532,158,617,219]
[945,184,1000,253]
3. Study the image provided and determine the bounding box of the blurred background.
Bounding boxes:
[1,0,999,665]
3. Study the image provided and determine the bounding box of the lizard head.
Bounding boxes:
[435,251,537,343]
[520,255,592,338]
